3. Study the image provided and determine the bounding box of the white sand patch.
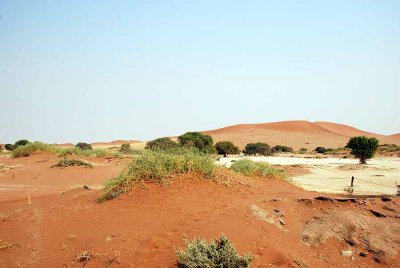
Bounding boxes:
[217,156,400,195]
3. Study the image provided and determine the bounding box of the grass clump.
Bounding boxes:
[52,158,93,168]
[97,148,216,202]
[59,147,120,158]
[177,234,253,268]
[11,142,60,158]
[231,159,285,179]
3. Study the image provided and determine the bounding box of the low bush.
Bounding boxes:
[314,147,326,154]
[243,142,271,156]
[75,142,93,150]
[5,144,15,151]
[11,142,60,158]
[97,148,216,202]
[120,143,133,154]
[271,145,293,153]
[52,158,93,168]
[299,148,307,154]
[230,159,285,179]
[177,234,253,268]
[145,137,179,150]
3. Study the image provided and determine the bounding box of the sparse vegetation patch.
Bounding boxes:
[177,234,253,268]
[52,158,93,168]
[97,148,216,202]
[11,142,59,158]
[231,159,285,179]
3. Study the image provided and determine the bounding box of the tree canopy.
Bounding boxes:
[346,136,379,164]
[243,142,271,156]
[178,132,216,154]
[145,137,178,150]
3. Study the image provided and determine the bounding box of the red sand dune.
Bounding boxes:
[203,120,400,150]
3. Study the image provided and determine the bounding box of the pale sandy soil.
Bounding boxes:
[218,156,400,195]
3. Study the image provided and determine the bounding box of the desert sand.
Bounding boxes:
[1,152,400,267]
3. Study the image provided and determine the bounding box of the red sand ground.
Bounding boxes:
[1,154,399,267]
[203,120,400,150]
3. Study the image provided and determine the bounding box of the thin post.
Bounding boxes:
[351,176,354,187]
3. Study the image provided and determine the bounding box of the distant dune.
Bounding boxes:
[203,120,400,150]
[90,140,141,146]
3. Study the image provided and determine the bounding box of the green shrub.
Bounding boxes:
[243,142,271,156]
[314,147,326,154]
[177,234,253,268]
[52,158,93,168]
[97,148,216,202]
[215,141,240,156]
[271,145,293,153]
[299,148,307,154]
[346,136,379,164]
[14,139,30,147]
[120,143,132,154]
[5,144,15,151]
[145,137,179,150]
[231,159,285,178]
[178,132,216,154]
[75,142,93,150]
[11,142,60,158]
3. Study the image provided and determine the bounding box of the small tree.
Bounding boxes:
[346,136,379,164]
[145,137,178,150]
[243,142,271,156]
[215,141,240,157]
[271,145,293,153]
[178,132,216,154]
[75,142,93,150]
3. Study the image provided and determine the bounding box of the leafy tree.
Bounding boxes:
[215,141,240,157]
[346,136,379,164]
[271,145,293,153]
[145,137,178,150]
[243,142,271,156]
[5,144,15,151]
[75,142,93,150]
[315,147,326,154]
[178,132,216,154]
[14,139,30,147]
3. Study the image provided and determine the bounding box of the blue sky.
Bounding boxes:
[1,1,399,143]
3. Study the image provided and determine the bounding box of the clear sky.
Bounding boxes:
[1,1,399,143]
